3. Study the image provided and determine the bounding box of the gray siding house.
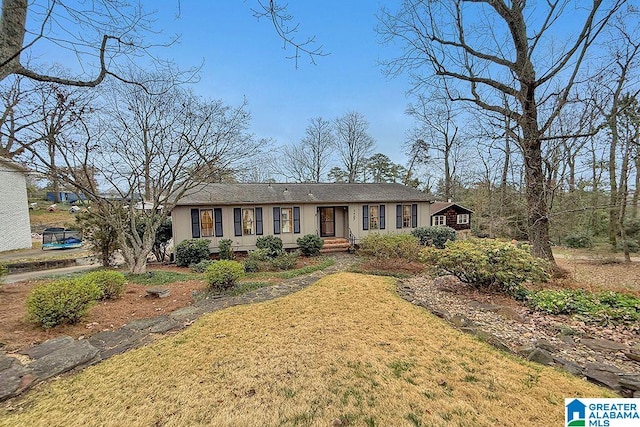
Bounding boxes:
[0,157,32,252]
[171,183,433,253]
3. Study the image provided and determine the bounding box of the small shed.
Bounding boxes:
[430,201,473,234]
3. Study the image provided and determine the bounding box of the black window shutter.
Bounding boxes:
[273,207,281,234]
[255,207,263,235]
[191,209,200,238]
[362,205,369,231]
[379,205,386,230]
[411,204,418,228]
[396,204,402,229]
[293,206,301,234]
[214,208,223,237]
[233,208,242,236]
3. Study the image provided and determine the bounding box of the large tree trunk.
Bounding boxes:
[522,139,554,263]
[521,84,555,265]
[0,0,28,81]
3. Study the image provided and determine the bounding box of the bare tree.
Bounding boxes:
[0,74,39,157]
[28,73,260,273]
[406,94,467,200]
[379,0,626,264]
[334,111,375,183]
[280,117,334,182]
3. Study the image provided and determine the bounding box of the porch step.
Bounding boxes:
[320,238,351,253]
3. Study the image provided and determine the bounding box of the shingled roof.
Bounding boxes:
[430,201,474,215]
[177,183,433,206]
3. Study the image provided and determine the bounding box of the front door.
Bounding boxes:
[319,207,335,237]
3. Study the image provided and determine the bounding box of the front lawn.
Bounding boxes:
[0,273,611,426]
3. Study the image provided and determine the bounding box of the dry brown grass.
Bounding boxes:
[554,259,640,296]
[0,273,612,426]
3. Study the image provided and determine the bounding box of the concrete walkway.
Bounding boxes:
[3,263,101,284]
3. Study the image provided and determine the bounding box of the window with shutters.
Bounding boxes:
[192,208,223,238]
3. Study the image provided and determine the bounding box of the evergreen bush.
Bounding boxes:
[411,226,457,249]
[269,251,299,270]
[190,259,216,273]
[78,270,127,300]
[26,279,102,328]
[218,239,235,260]
[256,235,284,258]
[175,239,211,267]
[420,239,548,297]
[205,260,244,292]
[296,234,323,256]
[564,232,594,249]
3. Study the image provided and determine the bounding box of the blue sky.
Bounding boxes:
[150,1,414,165]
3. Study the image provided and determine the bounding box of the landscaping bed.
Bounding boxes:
[0,256,330,353]
[0,269,204,352]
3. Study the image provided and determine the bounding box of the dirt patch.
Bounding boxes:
[0,277,205,352]
[553,259,640,296]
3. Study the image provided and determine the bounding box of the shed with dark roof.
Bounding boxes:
[429,201,473,231]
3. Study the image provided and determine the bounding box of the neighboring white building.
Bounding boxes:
[0,157,32,252]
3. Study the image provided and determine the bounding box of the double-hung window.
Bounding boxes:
[200,209,214,237]
[395,204,418,229]
[190,208,223,238]
[362,205,385,230]
[234,207,263,236]
[274,207,301,234]
[432,215,446,226]
[281,208,293,233]
[457,214,469,225]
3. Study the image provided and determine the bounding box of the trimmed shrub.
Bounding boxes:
[218,238,235,260]
[297,234,324,256]
[565,232,593,249]
[256,235,284,258]
[175,239,211,267]
[419,239,549,297]
[412,226,457,249]
[357,233,421,261]
[79,270,126,300]
[269,251,299,271]
[243,249,270,273]
[243,258,260,273]
[190,259,216,273]
[205,260,244,292]
[26,279,102,328]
